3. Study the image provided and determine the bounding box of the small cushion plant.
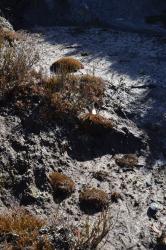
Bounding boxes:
[49,171,75,198]
[50,57,84,74]
[79,187,109,213]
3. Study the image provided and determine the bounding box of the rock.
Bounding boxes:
[115,154,138,168]
[92,170,109,182]
[147,202,159,219]
[34,165,47,190]
[53,227,74,250]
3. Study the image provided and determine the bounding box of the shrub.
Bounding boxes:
[43,73,105,117]
[0,208,46,249]
[0,35,39,94]
[115,154,138,168]
[79,187,109,214]
[50,57,84,74]
[79,113,114,135]
[79,74,105,105]
[0,28,20,46]
[9,84,47,112]
[46,74,85,116]
[74,211,111,249]
[49,171,75,198]
[0,208,111,250]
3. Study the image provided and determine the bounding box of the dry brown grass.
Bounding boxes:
[74,211,111,249]
[42,73,105,117]
[0,39,39,93]
[0,208,47,249]
[115,154,138,168]
[9,84,46,113]
[50,57,84,74]
[0,207,111,250]
[0,31,106,123]
[79,113,114,135]
[0,28,20,46]
[49,171,75,198]
[79,188,109,213]
[79,75,105,105]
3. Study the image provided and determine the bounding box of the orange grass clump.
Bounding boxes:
[50,57,84,74]
[80,75,105,104]
[0,28,20,46]
[0,208,46,249]
[79,113,114,135]
[79,188,109,213]
[49,171,75,197]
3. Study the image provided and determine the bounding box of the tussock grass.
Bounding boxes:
[79,113,114,135]
[0,208,46,249]
[50,57,84,74]
[0,35,39,94]
[79,187,109,213]
[43,73,105,117]
[74,211,111,249]
[49,171,75,198]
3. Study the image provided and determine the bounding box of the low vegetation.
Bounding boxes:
[0,39,106,119]
[0,33,39,94]
[79,113,114,135]
[0,208,47,249]
[74,211,111,249]
[80,74,104,103]
[92,170,109,182]
[50,57,84,74]
[79,187,109,214]
[42,73,105,117]
[0,207,111,250]
[49,171,75,198]
[115,154,138,168]
[0,28,20,46]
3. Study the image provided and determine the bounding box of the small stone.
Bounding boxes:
[93,171,108,182]
[147,202,159,219]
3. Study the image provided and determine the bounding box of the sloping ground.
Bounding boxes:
[32,25,166,155]
[0,26,165,249]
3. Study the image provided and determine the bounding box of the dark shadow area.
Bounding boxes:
[79,201,105,215]
[67,128,146,161]
[0,95,146,162]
